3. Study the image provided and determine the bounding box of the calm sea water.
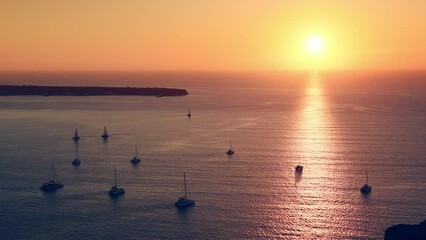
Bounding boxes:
[0,71,425,239]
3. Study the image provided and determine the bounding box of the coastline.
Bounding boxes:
[0,85,188,97]
[385,220,426,240]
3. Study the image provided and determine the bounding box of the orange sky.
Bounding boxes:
[1,0,426,71]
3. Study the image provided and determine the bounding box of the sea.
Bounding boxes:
[0,71,425,239]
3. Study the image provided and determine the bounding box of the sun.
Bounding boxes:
[307,36,324,54]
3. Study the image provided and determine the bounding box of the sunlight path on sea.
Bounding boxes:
[270,73,351,238]
[294,72,332,237]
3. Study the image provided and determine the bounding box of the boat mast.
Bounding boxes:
[230,140,232,150]
[114,164,117,186]
[184,172,187,198]
[51,160,55,181]
[365,167,368,185]
[75,128,78,137]
[104,127,107,135]
[76,143,79,158]
[135,145,138,157]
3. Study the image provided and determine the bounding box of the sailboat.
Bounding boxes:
[40,161,64,192]
[72,143,81,166]
[226,140,234,155]
[101,126,109,139]
[187,107,191,118]
[175,172,195,208]
[108,164,125,197]
[72,128,80,141]
[131,144,141,164]
[360,167,372,194]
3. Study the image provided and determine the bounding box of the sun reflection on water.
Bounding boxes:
[288,72,350,238]
[297,72,330,172]
[254,72,345,239]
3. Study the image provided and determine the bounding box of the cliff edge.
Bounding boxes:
[385,220,426,240]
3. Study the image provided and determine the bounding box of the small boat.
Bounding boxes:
[72,143,81,166]
[295,164,303,172]
[226,140,234,155]
[360,167,372,194]
[40,161,64,192]
[108,164,125,197]
[101,126,109,139]
[131,145,141,164]
[175,172,195,208]
[72,128,80,141]
[187,107,191,118]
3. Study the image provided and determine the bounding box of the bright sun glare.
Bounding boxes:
[307,36,324,54]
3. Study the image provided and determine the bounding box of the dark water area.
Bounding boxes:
[0,71,425,239]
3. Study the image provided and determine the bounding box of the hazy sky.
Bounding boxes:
[1,0,426,71]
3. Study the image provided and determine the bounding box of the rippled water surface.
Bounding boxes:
[0,71,425,239]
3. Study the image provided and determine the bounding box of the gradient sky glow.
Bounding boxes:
[1,0,426,71]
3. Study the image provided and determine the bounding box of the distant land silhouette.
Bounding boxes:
[0,85,188,97]
[385,220,426,240]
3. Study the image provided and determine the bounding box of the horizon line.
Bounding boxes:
[1,69,426,73]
